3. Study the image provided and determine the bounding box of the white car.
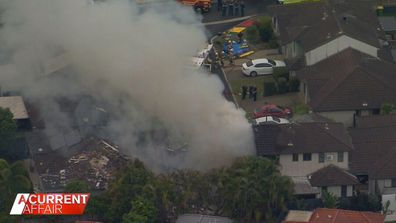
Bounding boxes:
[242,58,286,77]
[253,116,290,125]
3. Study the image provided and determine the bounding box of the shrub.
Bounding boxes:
[277,78,289,94]
[293,104,310,115]
[273,67,289,81]
[322,191,337,208]
[264,82,277,96]
[255,16,272,30]
[381,102,395,114]
[289,78,300,92]
[259,26,272,42]
[268,36,279,49]
[245,25,260,44]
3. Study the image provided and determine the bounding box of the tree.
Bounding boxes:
[0,107,17,150]
[0,159,32,216]
[122,196,158,223]
[218,157,294,222]
[322,191,337,208]
[64,180,90,193]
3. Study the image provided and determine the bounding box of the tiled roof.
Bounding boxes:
[0,96,29,119]
[309,165,359,187]
[254,122,353,156]
[350,118,396,178]
[309,208,385,223]
[269,0,382,51]
[297,48,396,111]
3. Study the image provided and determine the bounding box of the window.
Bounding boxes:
[341,185,347,197]
[337,152,344,162]
[392,179,396,188]
[303,153,312,161]
[319,153,325,163]
[268,59,276,66]
[292,154,298,162]
[246,60,253,67]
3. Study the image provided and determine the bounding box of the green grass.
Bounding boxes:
[229,76,275,97]
[292,103,310,115]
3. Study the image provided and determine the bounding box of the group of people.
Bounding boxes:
[241,85,258,101]
[217,0,245,17]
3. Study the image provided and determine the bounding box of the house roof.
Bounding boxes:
[309,208,385,223]
[379,16,396,32]
[297,48,396,112]
[176,214,232,223]
[283,210,313,223]
[254,122,353,156]
[349,118,396,179]
[309,165,359,187]
[292,177,320,195]
[0,96,29,119]
[269,0,382,52]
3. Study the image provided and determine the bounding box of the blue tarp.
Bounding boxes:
[223,40,250,56]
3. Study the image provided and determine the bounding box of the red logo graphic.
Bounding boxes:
[10,193,90,215]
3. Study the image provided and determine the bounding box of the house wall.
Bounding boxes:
[376,179,396,195]
[283,41,304,59]
[305,35,378,66]
[279,152,349,177]
[316,185,354,198]
[318,111,356,127]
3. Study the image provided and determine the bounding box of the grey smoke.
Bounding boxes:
[0,0,254,171]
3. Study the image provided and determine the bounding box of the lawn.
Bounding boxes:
[229,75,275,98]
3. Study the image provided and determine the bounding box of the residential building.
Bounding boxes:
[0,96,31,129]
[254,122,353,177]
[176,214,233,223]
[269,0,386,69]
[350,114,396,196]
[283,208,385,223]
[309,164,358,197]
[254,121,355,197]
[297,48,396,127]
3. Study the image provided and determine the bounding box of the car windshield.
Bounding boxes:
[246,60,253,67]
[272,117,281,122]
[268,59,276,66]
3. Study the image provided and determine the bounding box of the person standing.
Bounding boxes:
[241,85,248,100]
[228,49,234,65]
[248,86,253,98]
[240,0,245,17]
[252,86,257,101]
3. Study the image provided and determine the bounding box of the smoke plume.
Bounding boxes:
[0,0,254,171]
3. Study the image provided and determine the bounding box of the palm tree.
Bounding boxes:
[0,159,32,213]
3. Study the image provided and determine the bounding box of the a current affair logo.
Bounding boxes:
[10,193,90,215]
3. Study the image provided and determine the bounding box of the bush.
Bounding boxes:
[381,102,395,114]
[289,78,300,92]
[322,191,337,208]
[293,104,310,115]
[276,78,289,94]
[264,82,277,96]
[268,36,279,49]
[259,26,272,42]
[245,25,260,44]
[273,67,289,81]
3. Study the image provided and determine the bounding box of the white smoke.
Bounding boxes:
[0,0,254,171]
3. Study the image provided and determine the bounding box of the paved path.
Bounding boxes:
[204,15,256,25]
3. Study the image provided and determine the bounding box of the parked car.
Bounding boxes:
[253,116,290,125]
[242,58,286,77]
[253,104,292,118]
